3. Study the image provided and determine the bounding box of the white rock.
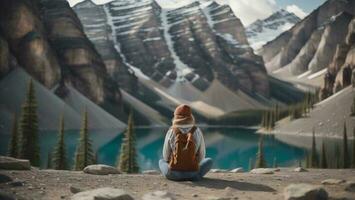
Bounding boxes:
[142,170,160,175]
[250,168,275,174]
[294,167,308,172]
[71,187,134,200]
[321,179,345,185]
[0,156,30,170]
[142,190,175,200]
[210,169,228,173]
[83,164,120,175]
[284,184,328,200]
[229,168,244,173]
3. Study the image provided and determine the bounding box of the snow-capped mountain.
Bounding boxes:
[72,0,305,121]
[246,9,300,50]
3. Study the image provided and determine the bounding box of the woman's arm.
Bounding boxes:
[162,129,172,161]
[197,128,206,162]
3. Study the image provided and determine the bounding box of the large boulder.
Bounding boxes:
[293,167,308,172]
[71,187,134,200]
[250,168,275,174]
[284,184,328,200]
[0,156,30,170]
[83,164,120,175]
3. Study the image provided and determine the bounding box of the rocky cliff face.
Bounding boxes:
[260,0,355,97]
[0,0,61,87]
[260,0,355,75]
[73,0,274,112]
[0,0,131,127]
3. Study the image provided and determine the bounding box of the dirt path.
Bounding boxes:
[1,168,355,200]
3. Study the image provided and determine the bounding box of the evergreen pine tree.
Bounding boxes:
[47,152,52,169]
[311,128,318,168]
[335,144,341,169]
[275,104,279,121]
[320,141,327,168]
[18,79,40,167]
[343,122,350,168]
[94,151,98,164]
[117,112,139,173]
[270,110,275,130]
[74,109,94,170]
[255,135,267,168]
[260,111,266,128]
[248,157,253,171]
[290,106,295,120]
[52,114,67,170]
[8,113,19,158]
[265,111,270,130]
[305,151,310,168]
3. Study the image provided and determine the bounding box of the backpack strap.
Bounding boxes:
[189,126,197,135]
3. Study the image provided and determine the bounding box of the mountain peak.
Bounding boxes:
[246,9,301,50]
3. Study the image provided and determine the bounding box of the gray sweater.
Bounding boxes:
[162,126,206,163]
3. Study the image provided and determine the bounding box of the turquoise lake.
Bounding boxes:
[0,128,308,171]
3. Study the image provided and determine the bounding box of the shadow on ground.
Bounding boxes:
[190,178,276,192]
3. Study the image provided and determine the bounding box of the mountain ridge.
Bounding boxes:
[246,9,301,50]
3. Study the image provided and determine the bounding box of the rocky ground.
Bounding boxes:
[1,167,355,200]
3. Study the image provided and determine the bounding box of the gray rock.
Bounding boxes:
[71,187,134,200]
[345,181,355,192]
[142,191,175,200]
[284,184,328,200]
[70,185,83,194]
[321,179,345,185]
[7,180,25,187]
[210,169,228,173]
[83,164,120,175]
[250,168,275,174]
[142,170,160,175]
[229,168,244,173]
[0,156,30,170]
[294,167,308,172]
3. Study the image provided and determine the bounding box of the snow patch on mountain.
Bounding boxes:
[103,1,151,80]
[246,9,300,50]
[160,9,193,80]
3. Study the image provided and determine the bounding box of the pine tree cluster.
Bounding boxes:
[304,123,355,169]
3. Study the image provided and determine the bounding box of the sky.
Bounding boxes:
[67,0,326,25]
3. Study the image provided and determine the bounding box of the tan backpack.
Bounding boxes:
[169,126,199,171]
